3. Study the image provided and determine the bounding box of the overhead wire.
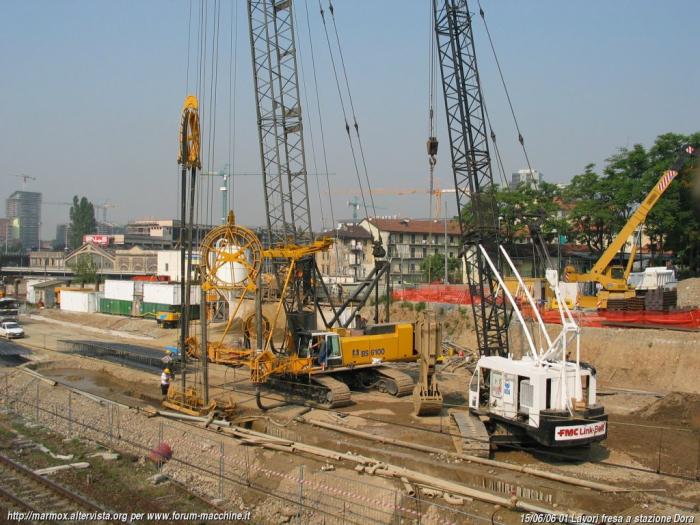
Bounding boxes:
[326,1,377,218]
[185,0,193,93]
[318,1,371,223]
[428,1,437,218]
[302,0,341,273]
[481,95,509,189]
[179,1,195,246]
[293,3,327,232]
[477,1,535,178]
[207,0,222,228]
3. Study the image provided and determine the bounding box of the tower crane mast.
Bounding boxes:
[433,0,508,358]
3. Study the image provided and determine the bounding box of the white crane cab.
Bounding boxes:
[469,355,607,447]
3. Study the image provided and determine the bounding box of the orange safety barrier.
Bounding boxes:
[537,308,700,329]
[392,284,474,305]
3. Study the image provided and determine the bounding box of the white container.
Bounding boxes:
[104,280,135,301]
[143,283,200,306]
[60,290,101,313]
[634,267,677,290]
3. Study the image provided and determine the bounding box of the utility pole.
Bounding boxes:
[200,165,230,224]
[444,196,448,284]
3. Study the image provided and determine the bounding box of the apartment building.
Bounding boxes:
[360,218,462,285]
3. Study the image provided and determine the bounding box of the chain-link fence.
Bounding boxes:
[0,370,501,525]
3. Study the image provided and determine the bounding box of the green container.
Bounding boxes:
[99,298,132,316]
[140,302,199,319]
[118,299,132,316]
[141,302,174,316]
[99,298,111,314]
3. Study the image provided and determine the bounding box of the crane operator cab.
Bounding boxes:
[297,332,343,369]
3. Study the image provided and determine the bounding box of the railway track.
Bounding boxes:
[0,453,113,523]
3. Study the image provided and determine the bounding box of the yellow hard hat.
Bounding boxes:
[164,369,171,374]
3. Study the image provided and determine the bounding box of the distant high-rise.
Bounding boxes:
[509,169,542,190]
[54,223,71,250]
[6,191,42,250]
[0,218,9,248]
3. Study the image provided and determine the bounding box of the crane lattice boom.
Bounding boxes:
[433,0,508,358]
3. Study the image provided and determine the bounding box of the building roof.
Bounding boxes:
[31,279,69,289]
[65,243,116,263]
[366,218,462,235]
[322,223,372,240]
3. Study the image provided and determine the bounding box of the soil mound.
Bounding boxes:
[632,392,700,429]
[676,277,700,308]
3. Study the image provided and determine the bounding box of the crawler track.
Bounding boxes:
[0,453,110,522]
[310,374,352,407]
[266,374,352,408]
[374,366,415,397]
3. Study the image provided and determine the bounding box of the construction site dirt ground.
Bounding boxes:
[4,306,699,519]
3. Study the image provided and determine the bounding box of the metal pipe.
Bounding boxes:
[223,423,563,515]
[200,284,208,405]
[306,418,621,493]
[499,245,552,351]
[479,244,538,359]
[179,166,187,395]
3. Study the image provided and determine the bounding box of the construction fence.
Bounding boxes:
[392,284,700,329]
[393,285,473,305]
[0,370,496,525]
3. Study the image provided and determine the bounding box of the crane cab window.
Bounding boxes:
[490,371,503,398]
[610,266,624,280]
[326,334,341,364]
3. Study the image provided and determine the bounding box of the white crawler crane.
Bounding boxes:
[467,245,607,448]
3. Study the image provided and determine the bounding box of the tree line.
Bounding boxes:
[485,132,700,277]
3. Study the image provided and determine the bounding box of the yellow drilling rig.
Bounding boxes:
[176,0,442,416]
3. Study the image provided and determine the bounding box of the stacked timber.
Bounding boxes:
[606,298,628,311]
[626,296,646,311]
[645,288,678,311]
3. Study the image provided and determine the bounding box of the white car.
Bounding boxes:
[0,321,24,339]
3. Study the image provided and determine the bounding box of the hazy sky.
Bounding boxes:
[1,1,698,240]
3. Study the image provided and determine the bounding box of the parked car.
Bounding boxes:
[0,321,24,339]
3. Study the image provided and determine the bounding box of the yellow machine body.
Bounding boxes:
[156,310,180,328]
[332,323,415,365]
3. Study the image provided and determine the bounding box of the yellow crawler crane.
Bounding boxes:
[564,144,697,308]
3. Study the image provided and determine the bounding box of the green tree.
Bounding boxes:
[69,196,97,249]
[421,253,461,283]
[73,255,97,285]
[564,164,616,256]
[643,132,700,270]
[563,132,700,274]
